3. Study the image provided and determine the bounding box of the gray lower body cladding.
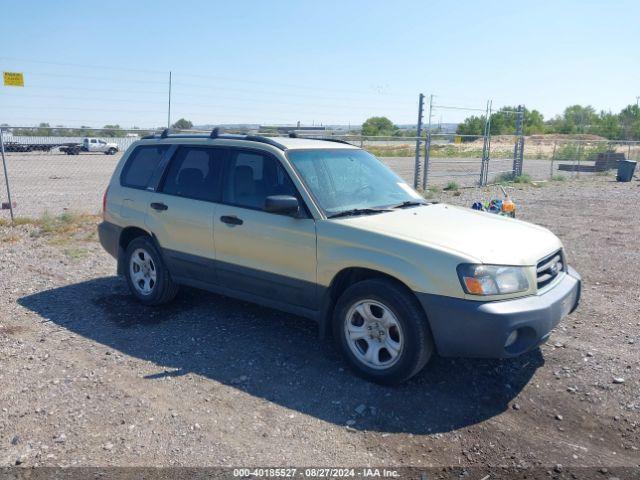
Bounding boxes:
[98,221,121,259]
[416,267,581,358]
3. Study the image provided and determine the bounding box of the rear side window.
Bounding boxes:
[120,145,169,189]
[161,146,225,202]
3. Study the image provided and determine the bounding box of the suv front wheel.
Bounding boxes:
[124,237,179,305]
[333,278,434,385]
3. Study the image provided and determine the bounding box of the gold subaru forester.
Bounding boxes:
[99,130,581,384]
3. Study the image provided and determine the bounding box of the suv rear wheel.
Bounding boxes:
[333,278,434,385]
[125,237,179,305]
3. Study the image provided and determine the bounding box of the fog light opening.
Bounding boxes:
[504,330,519,348]
[504,326,538,355]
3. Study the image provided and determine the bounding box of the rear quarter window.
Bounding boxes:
[120,145,170,189]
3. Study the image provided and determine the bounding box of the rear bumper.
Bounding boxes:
[98,221,121,259]
[416,267,581,358]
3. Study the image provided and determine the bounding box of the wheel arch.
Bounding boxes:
[117,226,154,275]
[318,267,422,339]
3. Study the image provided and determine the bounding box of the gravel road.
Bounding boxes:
[0,176,638,471]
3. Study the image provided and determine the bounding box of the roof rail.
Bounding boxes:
[244,135,287,150]
[140,130,287,150]
[288,132,353,146]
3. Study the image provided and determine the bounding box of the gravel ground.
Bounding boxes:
[0,151,586,218]
[0,175,639,471]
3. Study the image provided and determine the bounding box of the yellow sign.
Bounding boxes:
[3,72,24,87]
[454,135,462,144]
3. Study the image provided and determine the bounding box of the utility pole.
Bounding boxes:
[167,71,172,129]
[636,96,639,108]
[413,94,425,189]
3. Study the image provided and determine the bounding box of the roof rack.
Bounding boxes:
[288,132,353,146]
[141,128,287,150]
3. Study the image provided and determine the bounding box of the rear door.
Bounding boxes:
[213,148,318,308]
[145,145,226,284]
[117,144,172,223]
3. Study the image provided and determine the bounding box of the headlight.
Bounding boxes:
[457,264,529,295]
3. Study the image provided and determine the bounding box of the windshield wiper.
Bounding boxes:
[327,207,392,219]
[387,200,431,209]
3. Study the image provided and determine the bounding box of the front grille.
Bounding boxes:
[536,250,564,289]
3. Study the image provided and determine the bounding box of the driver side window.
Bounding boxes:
[223,150,298,211]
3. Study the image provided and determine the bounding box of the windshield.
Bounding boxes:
[287,148,424,216]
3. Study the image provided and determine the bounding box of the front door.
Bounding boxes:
[145,145,226,284]
[214,149,317,308]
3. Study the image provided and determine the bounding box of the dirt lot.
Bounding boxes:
[0,176,639,471]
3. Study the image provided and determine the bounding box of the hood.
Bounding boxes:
[336,203,562,265]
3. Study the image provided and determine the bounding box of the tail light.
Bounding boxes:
[102,186,109,219]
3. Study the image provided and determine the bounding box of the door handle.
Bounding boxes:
[220,215,243,226]
[150,202,168,211]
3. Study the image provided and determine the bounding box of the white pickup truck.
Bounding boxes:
[60,138,119,155]
[83,138,119,154]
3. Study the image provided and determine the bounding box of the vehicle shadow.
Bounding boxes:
[18,277,544,435]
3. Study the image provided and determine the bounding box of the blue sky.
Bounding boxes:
[1,0,638,128]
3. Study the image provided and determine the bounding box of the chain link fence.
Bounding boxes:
[1,125,638,221]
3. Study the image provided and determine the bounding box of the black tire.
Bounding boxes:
[332,278,434,385]
[106,148,117,155]
[124,236,179,305]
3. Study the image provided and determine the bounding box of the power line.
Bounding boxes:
[0,92,411,113]
[0,56,401,96]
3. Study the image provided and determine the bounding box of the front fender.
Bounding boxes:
[317,222,468,299]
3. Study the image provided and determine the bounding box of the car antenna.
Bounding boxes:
[210,127,220,139]
[160,128,170,138]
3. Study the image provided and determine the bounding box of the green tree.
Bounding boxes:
[34,122,52,136]
[457,106,545,138]
[618,104,640,140]
[559,105,598,134]
[101,124,124,137]
[172,118,193,130]
[523,109,545,134]
[361,117,397,136]
[593,111,622,139]
[456,115,486,137]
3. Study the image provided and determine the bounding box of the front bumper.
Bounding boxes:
[416,266,581,358]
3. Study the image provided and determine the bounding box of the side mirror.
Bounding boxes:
[264,195,299,216]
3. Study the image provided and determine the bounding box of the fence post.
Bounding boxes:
[512,105,525,177]
[550,142,556,179]
[423,131,431,190]
[0,127,15,222]
[421,94,434,190]
[413,93,424,189]
[480,100,492,185]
